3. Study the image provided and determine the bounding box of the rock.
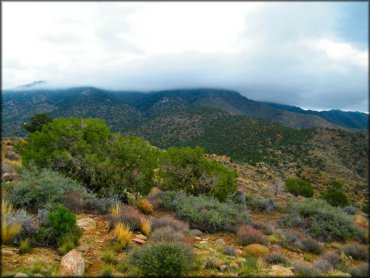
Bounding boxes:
[190,229,203,236]
[133,238,146,245]
[272,244,281,250]
[59,250,85,276]
[14,273,28,277]
[5,151,19,161]
[219,265,228,271]
[236,249,243,256]
[232,190,246,205]
[230,262,239,269]
[195,237,202,240]
[2,173,16,182]
[294,239,305,250]
[215,238,225,245]
[235,258,246,265]
[76,244,91,253]
[135,234,148,241]
[269,265,294,276]
[77,218,96,231]
[1,249,16,256]
[244,244,269,257]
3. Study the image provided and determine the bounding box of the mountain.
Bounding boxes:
[4,86,365,136]
[264,102,368,130]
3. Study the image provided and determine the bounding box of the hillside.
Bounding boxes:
[130,108,368,205]
[4,87,366,138]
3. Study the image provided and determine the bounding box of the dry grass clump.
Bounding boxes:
[140,218,152,236]
[114,223,133,247]
[136,199,154,215]
[244,243,269,257]
[108,205,144,231]
[110,202,121,218]
[1,200,22,244]
[237,225,268,246]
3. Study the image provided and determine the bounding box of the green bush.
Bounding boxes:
[23,114,53,133]
[285,178,314,197]
[342,244,368,261]
[158,191,249,232]
[35,205,82,248]
[127,242,193,276]
[320,189,348,207]
[279,199,365,242]
[158,146,237,201]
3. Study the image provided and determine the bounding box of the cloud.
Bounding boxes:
[2,2,368,112]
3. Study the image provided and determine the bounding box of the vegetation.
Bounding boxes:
[23,113,53,133]
[321,189,349,207]
[158,191,249,232]
[279,199,365,242]
[136,199,154,215]
[341,244,369,261]
[285,178,314,197]
[237,225,268,246]
[127,242,193,276]
[114,223,133,248]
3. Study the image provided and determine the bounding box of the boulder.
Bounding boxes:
[59,250,85,276]
[232,191,246,206]
[132,238,146,245]
[5,151,19,161]
[269,265,294,276]
[2,173,16,182]
[135,234,148,241]
[77,218,96,231]
[215,238,225,245]
[190,229,202,236]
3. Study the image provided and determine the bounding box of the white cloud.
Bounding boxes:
[2,1,368,112]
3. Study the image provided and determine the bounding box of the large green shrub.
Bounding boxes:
[285,178,314,197]
[320,189,349,207]
[158,146,237,201]
[23,113,53,133]
[127,242,193,277]
[158,191,249,232]
[279,199,365,242]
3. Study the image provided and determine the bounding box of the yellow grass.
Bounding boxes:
[140,217,152,236]
[1,220,22,244]
[114,223,133,247]
[110,202,121,218]
[136,198,154,215]
[2,199,14,216]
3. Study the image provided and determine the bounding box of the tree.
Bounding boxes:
[23,114,53,133]
[285,178,314,197]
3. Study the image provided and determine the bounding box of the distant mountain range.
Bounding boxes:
[2,87,368,136]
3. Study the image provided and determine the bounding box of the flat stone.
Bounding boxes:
[14,273,28,277]
[195,237,201,240]
[219,265,228,271]
[77,218,96,231]
[200,240,208,245]
[2,249,16,256]
[132,238,146,244]
[269,265,294,276]
[135,234,148,241]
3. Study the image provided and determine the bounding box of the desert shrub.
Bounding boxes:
[101,267,113,277]
[321,251,341,268]
[292,261,322,277]
[361,203,369,214]
[158,146,237,201]
[250,221,274,235]
[285,178,313,197]
[57,239,75,255]
[320,189,349,207]
[265,253,288,265]
[62,191,84,213]
[342,205,357,215]
[140,218,151,236]
[279,199,365,242]
[313,259,333,273]
[237,225,267,246]
[151,215,189,233]
[114,223,133,248]
[23,113,53,133]
[244,243,269,257]
[232,191,246,206]
[127,242,193,276]
[205,257,224,269]
[108,205,144,231]
[341,244,368,261]
[300,237,324,254]
[8,209,37,244]
[150,226,186,243]
[223,245,237,256]
[101,251,118,265]
[18,238,32,254]
[246,194,274,212]
[238,257,260,276]
[158,191,249,232]
[6,168,88,212]
[36,209,49,226]
[35,205,82,248]
[348,263,369,277]
[136,198,154,215]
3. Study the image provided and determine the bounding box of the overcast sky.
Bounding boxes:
[3,1,368,112]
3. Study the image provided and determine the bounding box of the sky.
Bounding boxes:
[2,1,368,112]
